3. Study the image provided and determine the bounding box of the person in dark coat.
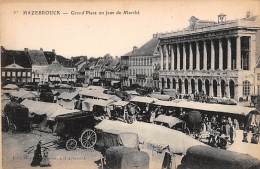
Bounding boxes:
[31,141,42,167]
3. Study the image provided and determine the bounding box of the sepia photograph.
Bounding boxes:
[0,0,260,169]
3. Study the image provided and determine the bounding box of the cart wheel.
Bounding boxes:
[80,129,97,148]
[65,138,77,151]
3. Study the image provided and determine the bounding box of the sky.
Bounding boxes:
[0,0,260,58]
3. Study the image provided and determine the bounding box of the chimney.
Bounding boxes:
[246,11,251,18]
[24,48,28,52]
[133,46,138,53]
[153,33,158,38]
[52,49,56,54]
[40,48,43,51]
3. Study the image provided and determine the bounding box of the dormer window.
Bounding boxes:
[218,13,226,23]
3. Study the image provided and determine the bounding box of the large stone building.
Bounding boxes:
[123,35,160,88]
[159,13,260,101]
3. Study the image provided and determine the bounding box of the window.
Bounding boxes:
[2,71,5,77]
[17,72,21,77]
[243,80,251,96]
[258,73,260,81]
[22,72,26,77]
[27,72,31,77]
[12,72,16,76]
[7,72,10,77]
[258,85,260,95]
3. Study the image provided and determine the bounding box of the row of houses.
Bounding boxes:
[1,46,77,84]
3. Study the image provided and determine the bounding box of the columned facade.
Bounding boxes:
[159,16,260,101]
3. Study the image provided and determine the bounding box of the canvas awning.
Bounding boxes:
[110,100,129,107]
[154,99,254,116]
[154,115,183,128]
[111,80,120,85]
[130,96,157,104]
[3,84,19,90]
[10,90,37,99]
[95,120,204,154]
[150,94,172,101]
[92,79,100,83]
[58,91,79,100]
[21,99,80,120]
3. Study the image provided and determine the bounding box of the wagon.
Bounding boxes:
[95,130,140,155]
[178,145,260,169]
[105,147,149,169]
[3,102,31,132]
[54,111,97,150]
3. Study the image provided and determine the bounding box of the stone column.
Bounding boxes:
[183,43,186,70]
[165,45,169,70]
[203,80,207,95]
[188,79,192,94]
[226,82,230,98]
[181,79,185,94]
[236,36,241,70]
[211,40,215,70]
[177,44,180,70]
[170,79,173,89]
[227,38,232,70]
[203,41,207,70]
[219,39,223,70]
[196,41,200,70]
[159,45,163,70]
[217,81,221,97]
[195,79,198,93]
[189,42,193,70]
[171,45,175,70]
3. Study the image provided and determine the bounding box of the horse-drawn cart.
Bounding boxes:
[54,111,97,150]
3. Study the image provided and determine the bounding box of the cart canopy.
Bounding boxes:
[180,145,260,169]
[82,98,113,111]
[154,115,183,128]
[95,120,204,154]
[105,147,149,169]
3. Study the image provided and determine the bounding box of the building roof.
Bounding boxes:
[45,60,74,74]
[5,63,24,69]
[160,15,260,39]
[123,37,159,57]
[28,50,48,65]
[1,48,32,68]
